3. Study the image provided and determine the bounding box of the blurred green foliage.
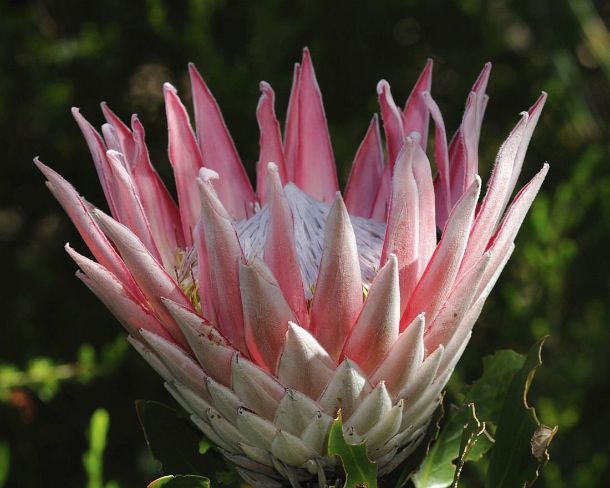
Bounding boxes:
[0,336,127,402]
[1,0,610,486]
[83,408,118,488]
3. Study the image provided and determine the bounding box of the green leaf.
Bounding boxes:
[136,400,227,479]
[486,339,558,488]
[147,475,210,488]
[411,405,468,488]
[452,404,490,487]
[464,350,525,423]
[327,410,378,488]
[412,350,526,488]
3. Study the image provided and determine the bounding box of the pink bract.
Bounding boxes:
[37,48,547,487]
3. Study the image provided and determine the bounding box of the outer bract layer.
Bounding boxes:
[37,48,547,487]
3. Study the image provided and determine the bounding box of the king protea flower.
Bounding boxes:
[36,48,547,487]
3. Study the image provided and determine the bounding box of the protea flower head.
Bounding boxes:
[36,48,548,487]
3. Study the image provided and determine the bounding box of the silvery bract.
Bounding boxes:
[37,48,547,487]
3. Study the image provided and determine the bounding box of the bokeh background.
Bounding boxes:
[2,0,610,486]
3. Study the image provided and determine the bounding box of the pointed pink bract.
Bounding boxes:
[197,171,247,354]
[164,83,205,246]
[255,82,287,204]
[310,195,363,360]
[344,115,384,219]
[189,63,255,219]
[293,48,339,202]
[377,80,405,168]
[264,164,309,327]
[403,59,433,151]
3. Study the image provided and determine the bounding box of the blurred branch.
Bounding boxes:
[0,335,128,403]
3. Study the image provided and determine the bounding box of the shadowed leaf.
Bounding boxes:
[485,338,557,487]
[136,400,227,478]
[452,403,490,487]
[464,350,525,423]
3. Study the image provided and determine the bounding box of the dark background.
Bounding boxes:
[1,0,610,486]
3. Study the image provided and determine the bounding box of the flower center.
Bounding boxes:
[174,183,386,313]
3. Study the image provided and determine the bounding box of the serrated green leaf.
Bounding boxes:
[411,405,467,488]
[464,350,525,422]
[147,474,210,488]
[136,400,227,479]
[485,338,558,488]
[412,349,526,488]
[451,404,488,487]
[327,410,378,488]
[463,427,493,464]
